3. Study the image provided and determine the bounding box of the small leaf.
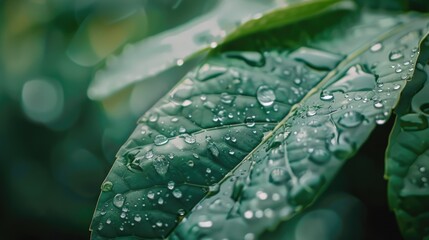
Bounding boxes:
[386,37,429,240]
[87,0,342,100]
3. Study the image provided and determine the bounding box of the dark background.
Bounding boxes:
[0,0,420,239]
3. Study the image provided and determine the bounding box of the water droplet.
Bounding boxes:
[370,43,383,52]
[257,85,276,107]
[306,108,317,117]
[389,49,404,61]
[154,134,169,146]
[269,167,289,184]
[338,111,365,128]
[393,84,401,90]
[158,197,164,205]
[101,181,113,192]
[374,101,384,108]
[206,168,212,174]
[145,150,154,159]
[187,160,194,167]
[244,210,253,219]
[113,194,125,208]
[220,92,235,104]
[181,134,195,144]
[256,190,268,200]
[149,113,159,122]
[156,221,163,227]
[178,209,186,216]
[179,126,186,133]
[320,90,334,101]
[176,59,184,66]
[375,114,387,125]
[205,136,220,157]
[153,155,169,175]
[134,214,142,222]
[198,220,213,228]
[181,100,192,107]
[309,148,331,164]
[173,188,183,198]
[245,117,256,128]
[147,191,155,199]
[197,64,227,81]
[167,181,175,190]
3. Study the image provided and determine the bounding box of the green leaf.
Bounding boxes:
[169,15,429,240]
[87,0,342,100]
[90,4,429,240]
[386,38,429,240]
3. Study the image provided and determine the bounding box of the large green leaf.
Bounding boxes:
[169,16,429,240]
[87,0,341,100]
[386,38,429,240]
[90,3,429,240]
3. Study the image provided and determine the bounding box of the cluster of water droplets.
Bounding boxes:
[168,25,429,239]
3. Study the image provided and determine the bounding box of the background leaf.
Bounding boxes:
[386,37,429,240]
[87,0,341,100]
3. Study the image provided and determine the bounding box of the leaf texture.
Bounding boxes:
[90,4,429,240]
[386,37,429,240]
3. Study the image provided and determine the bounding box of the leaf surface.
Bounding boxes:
[170,14,429,240]
[386,37,429,240]
[90,4,429,240]
[87,0,341,100]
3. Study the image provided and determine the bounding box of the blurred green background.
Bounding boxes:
[0,0,406,239]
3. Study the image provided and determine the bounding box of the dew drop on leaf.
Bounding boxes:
[309,148,331,164]
[220,92,235,104]
[245,116,256,128]
[173,188,183,198]
[134,214,142,222]
[256,85,276,107]
[154,134,169,146]
[149,113,159,122]
[320,90,334,101]
[147,191,155,199]
[370,43,383,52]
[198,220,213,228]
[338,111,365,128]
[389,49,404,61]
[153,155,169,175]
[167,181,175,190]
[269,167,289,184]
[113,193,125,208]
[374,100,384,108]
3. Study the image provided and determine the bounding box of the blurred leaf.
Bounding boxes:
[90,2,429,239]
[386,38,429,240]
[87,0,342,100]
[67,6,148,67]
